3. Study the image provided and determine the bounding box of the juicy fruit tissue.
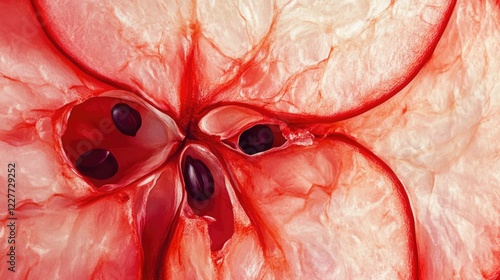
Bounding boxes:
[0,0,499,279]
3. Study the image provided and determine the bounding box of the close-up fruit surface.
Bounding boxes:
[0,0,499,279]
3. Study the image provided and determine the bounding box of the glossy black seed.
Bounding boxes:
[238,125,274,155]
[111,103,142,136]
[183,156,215,201]
[75,148,118,180]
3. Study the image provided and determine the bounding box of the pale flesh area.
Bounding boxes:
[338,0,500,278]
